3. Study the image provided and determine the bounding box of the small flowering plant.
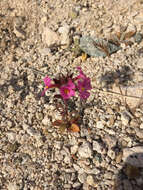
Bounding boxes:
[42,67,92,132]
[52,103,81,133]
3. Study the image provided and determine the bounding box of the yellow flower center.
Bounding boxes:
[81,87,85,91]
[64,89,69,94]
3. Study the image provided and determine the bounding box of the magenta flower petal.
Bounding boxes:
[67,79,75,89]
[44,76,52,87]
[41,76,53,96]
[60,87,75,99]
[41,88,48,96]
[79,90,90,99]
[77,77,92,100]
[60,80,75,100]
[78,78,92,90]
[76,67,86,79]
[77,78,92,91]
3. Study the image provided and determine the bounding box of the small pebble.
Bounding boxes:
[116,151,123,163]
[86,175,97,187]
[107,149,116,160]
[78,173,87,183]
[78,142,92,158]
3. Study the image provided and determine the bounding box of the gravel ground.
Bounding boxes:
[1,0,143,190]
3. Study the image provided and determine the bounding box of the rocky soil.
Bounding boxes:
[1,0,143,189]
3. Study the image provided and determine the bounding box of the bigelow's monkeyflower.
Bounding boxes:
[41,67,92,133]
[42,67,92,100]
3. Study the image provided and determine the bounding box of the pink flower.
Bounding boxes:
[77,77,92,99]
[41,76,53,96]
[60,80,75,100]
[44,76,52,87]
[76,67,86,79]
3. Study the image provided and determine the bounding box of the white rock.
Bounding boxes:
[140,123,143,129]
[13,27,26,39]
[80,128,89,137]
[86,175,97,187]
[70,145,78,154]
[72,182,82,188]
[134,13,143,23]
[78,173,87,183]
[107,149,116,160]
[42,26,59,46]
[104,171,113,179]
[134,72,143,82]
[78,142,92,158]
[22,123,29,130]
[59,25,71,48]
[35,112,44,121]
[104,128,115,135]
[64,155,71,164]
[83,183,90,190]
[92,141,106,154]
[135,128,143,139]
[42,117,50,126]
[73,164,84,173]
[64,184,72,189]
[60,34,70,48]
[21,153,31,164]
[39,48,51,56]
[7,183,19,190]
[73,163,80,171]
[55,151,63,161]
[7,120,13,127]
[96,121,104,129]
[58,24,70,35]
[26,127,40,137]
[137,58,143,69]
[116,151,123,164]
[86,168,100,175]
[54,141,62,149]
[104,135,117,148]
[126,23,136,33]
[6,131,16,143]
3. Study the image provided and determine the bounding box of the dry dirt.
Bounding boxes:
[1,0,143,190]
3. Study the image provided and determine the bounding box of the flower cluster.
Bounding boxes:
[42,67,92,100]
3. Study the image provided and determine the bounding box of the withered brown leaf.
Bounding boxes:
[93,40,110,57]
[124,31,136,40]
[52,120,63,126]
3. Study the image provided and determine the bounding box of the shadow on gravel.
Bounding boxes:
[0,72,29,100]
[0,72,40,101]
[113,152,143,190]
[100,66,133,88]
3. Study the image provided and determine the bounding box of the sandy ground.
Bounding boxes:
[1,0,143,190]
